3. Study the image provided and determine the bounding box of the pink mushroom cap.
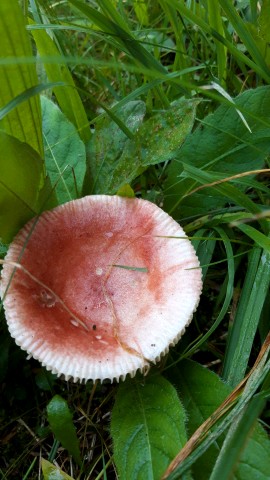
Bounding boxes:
[0,195,202,382]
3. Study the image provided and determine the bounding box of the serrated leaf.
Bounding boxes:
[47,395,82,466]
[41,458,75,480]
[164,86,270,219]
[111,372,187,480]
[0,131,44,243]
[87,100,146,194]
[167,359,270,480]
[41,96,86,204]
[0,1,43,156]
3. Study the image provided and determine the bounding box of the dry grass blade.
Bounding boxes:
[183,168,270,198]
[161,330,270,479]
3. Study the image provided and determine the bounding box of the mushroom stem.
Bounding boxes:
[0,259,89,332]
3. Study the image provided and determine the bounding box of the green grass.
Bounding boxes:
[1,1,270,479]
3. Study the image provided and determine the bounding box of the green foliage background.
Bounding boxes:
[0,1,270,479]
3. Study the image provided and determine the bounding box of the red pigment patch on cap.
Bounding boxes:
[1,195,202,382]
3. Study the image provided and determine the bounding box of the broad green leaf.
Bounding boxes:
[164,86,270,219]
[117,184,135,198]
[0,1,43,156]
[129,98,199,167]
[41,96,86,204]
[87,98,197,194]
[86,100,146,194]
[29,20,91,143]
[167,359,270,480]
[111,372,187,480]
[108,99,198,192]
[0,131,44,243]
[47,395,82,466]
[41,458,75,480]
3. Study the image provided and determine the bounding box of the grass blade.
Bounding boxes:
[164,336,270,479]
[222,242,270,387]
[29,19,91,143]
[209,394,267,480]
[207,0,227,84]
[191,229,216,281]
[218,0,269,74]
[182,163,264,221]
[0,82,65,121]
[68,0,167,74]
[164,0,270,83]
[231,223,270,251]
[0,0,43,156]
[183,227,234,358]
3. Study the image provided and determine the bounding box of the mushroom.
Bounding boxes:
[0,195,202,382]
